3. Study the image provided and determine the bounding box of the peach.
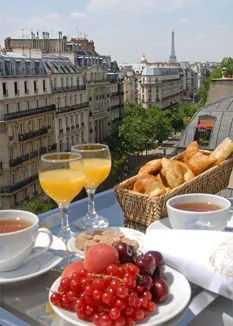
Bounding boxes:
[84,243,119,274]
[61,261,84,279]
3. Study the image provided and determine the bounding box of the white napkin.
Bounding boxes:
[144,230,233,300]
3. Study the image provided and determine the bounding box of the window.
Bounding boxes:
[66,138,69,151]
[28,120,33,131]
[54,78,57,88]
[71,77,73,86]
[43,80,46,92]
[66,117,69,128]
[70,95,73,105]
[81,112,84,123]
[30,142,34,152]
[19,123,24,134]
[71,136,74,145]
[70,115,74,125]
[24,81,28,94]
[81,132,84,143]
[27,101,30,109]
[58,118,62,130]
[61,78,64,87]
[45,98,48,106]
[74,95,77,104]
[59,140,63,151]
[77,77,79,85]
[38,118,42,128]
[80,94,83,103]
[10,148,14,160]
[75,114,79,125]
[12,172,16,184]
[34,81,37,93]
[35,62,40,75]
[57,97,60,108]
[17,103,20,112]
[66,77,69,87]
[2,82,7,96]
[6,104,9,113]
[65,96,67,107]
[47,117,51,127]
[14,82,18,95]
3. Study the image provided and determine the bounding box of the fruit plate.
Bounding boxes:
[49,265,191,326]
[67,227,145,259]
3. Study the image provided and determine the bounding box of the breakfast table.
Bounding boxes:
[1,188,233,326]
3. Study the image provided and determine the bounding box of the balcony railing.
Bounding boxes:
[0,174,38,194]
[9,144,57,167]
[86,79,109,84]
[0,105,56,121]
[18,127,48,142]
[53,85,86,93]
[56,102,89,115]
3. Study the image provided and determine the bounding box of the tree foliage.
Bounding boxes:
[23,197,56,215]
[221,57,233,75]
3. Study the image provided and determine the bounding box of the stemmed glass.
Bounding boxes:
[71,144,112,230]
[39,152,85,243]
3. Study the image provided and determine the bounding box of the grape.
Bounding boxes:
[152,279,169,303]
[135,255,156,275]
[145,251,164,267]
[115,243,133,263]
[137,274,153,290]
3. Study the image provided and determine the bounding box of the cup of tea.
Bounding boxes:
[167,194,232,231]
[0,210,53,272]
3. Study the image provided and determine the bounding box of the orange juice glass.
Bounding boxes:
[39,152,84,242]
[71,144,111,230]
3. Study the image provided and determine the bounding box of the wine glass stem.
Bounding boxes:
[87,189,97,218]
[59,204,71,233]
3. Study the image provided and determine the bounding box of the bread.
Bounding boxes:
[186,151,217,176]
[133,173,165,196]
[161,158,185,188]
[138,159,162,176]
[210,137,233,164]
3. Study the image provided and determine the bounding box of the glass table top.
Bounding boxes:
[0,189,224,326]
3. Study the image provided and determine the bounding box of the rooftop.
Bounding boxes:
[177,95,233,150]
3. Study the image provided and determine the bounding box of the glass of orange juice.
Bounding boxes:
[71,144,111,230]
[39,152,85,242]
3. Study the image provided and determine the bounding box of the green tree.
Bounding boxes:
[211,67,222,78]
[221,57,233,75]
[23,197,56,215]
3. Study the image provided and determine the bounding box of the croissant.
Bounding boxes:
[138,159,162,176]
[210,137,233,164]
[133,173,165,196]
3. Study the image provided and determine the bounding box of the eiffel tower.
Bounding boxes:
[169,30,177,63]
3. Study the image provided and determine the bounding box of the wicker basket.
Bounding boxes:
[114,152,233,231]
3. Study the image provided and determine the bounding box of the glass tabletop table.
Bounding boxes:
[0,189,231,326]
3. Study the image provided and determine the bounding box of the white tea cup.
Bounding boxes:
[167,194,232,231]
[0,210,53,272]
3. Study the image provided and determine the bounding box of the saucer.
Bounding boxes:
[67,226,145,258]
[0,233,66,284]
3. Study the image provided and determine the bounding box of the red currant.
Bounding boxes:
[85,305,94,316]
[92,289,103,300]
[100,313,113,326]
[134,309,144,320]
[79,268,88,277]
[116,286,129,299]
[109,307,121,320]
[84,284,93,296]
[115,316,126,326]
[124,306,133,316]
[66,290,76,302]
[125,317,136,325]
[142,290,152,301]
[76,308,86,320]
[118,266,125,278]
[73,298,85,312]
[60,278,70,291]
[114,298,126,310]
[106,264,119,276]
[136,285,143,293]
[102,291,114,305]
[93,312,101,326]
[81,277,89,288]
[109,278,121,292]
[50,292,62,307]
[61,296,70,309]
[147,300,156,312]
[92,278,106,290]
[140,297,148,308]
[123,273,133,287]
[70,279,81,292]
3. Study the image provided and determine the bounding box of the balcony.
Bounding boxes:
[0,174,38,194]
[18,127,48,142]
[111,105,120,111]
[56,102,89,115]
[86,79,109,85]
[9,144,57,167]
[53,85,86,93]
[0,105,56,121]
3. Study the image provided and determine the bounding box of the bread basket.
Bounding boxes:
[114,151,233,232]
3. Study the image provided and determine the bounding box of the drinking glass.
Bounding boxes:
[39,152,85,243]
[71,144,112,230]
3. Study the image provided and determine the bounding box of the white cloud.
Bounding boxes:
[70,12,87,18]
[87,0,192,14]
[179,18,190,23]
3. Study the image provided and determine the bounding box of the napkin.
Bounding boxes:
[144,229,233,300]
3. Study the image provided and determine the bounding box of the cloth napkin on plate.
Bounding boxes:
[144,229,233,300]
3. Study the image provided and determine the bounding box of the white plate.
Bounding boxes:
[49,265,191,326]
[0,234,66,284]
[67,227,145,258]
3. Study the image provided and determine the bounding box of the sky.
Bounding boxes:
[0,0,233,64]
